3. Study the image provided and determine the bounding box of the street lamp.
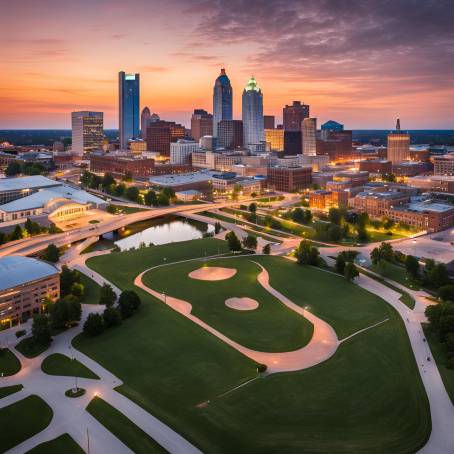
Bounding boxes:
[162,292,166,304]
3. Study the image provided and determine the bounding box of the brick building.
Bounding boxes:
[267,166,312,192]
[146,121,185,156]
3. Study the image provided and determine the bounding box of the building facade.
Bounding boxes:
[434,153,454,176]
[302,117,317,156]
[146,121,185,156]
[191,109,213,142]
[264,115,275,129]
[267,166,312,192]
[242,76,264,150]
[140,107,151,139]
[71,111,104,156]
[170,140,199,165]
[213,68,233,138]
[89,153,156,178]
[387,119,410,164]
[283,101,309,131]
[217,120,243,149]
[119,71,140,148]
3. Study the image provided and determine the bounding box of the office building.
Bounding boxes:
[119,71,140,148]
[170,140,199,164]
[140,107,151,139]
[434,153,454,176]
[264,115,275,129]
[213,68,232,137]
[0,256,60,327]
[302,118,317,156]
[218,120,243,149]
[321,120,344,139]
[284,131,302,156]
[191,109,213,141]
[283,101,309,131]
[408,175,454,194]
[265,128,284,152]
[387,119,410,164]
[129,139,147,154]
[89,153,156,179]
[267,166,312,192]
[146,121,185,156]
[242,76,264,150]
[359,159,393,175]
[71,111,103,156]
[316,130,355,162]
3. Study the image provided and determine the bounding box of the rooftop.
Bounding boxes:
[405,201,454,214]
[0,256,59,292]
[0,176,61,193]
[149,170,217,187]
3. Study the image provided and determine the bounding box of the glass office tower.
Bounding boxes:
[213,68,233,138]
[119,71,140,148]
[242,76,264,150]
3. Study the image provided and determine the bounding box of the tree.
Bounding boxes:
[156,192,170,206]
[9,225,24,241]
[102,173,115,189]
[103,306,122,327]
[405,255,420,280]
[225,231,242,251]
[83,313,105,336]
[295,240,319,266]
[328,208,342,225]
[114,183,126,197]
[427,263,451,289]
[344,262,359,282]
[25,218,41,235]
[60,266,81,297]
[162,187,175,200]
[70,282,85,301]
[145,189,157,206]
[80,171,92,187]
[214,222,221,234]
[49,295,81,329]
[335,255,346,274]
[327,223,342,242]
[106,205,117,214]
[99,283,117,307]
[126,186,140,202]
[118,290,141,318]
[5,161,22,176]
[356,226,369,243]
[42,243,60,263]
[262,243,271,254]
[248,203,257,213]
[438,285,454,302]
[242,235,257,250]
[425,304,444,328]
[370,242,394,265]
[32,314,52,345]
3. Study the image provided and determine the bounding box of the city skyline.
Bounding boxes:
[1,0,454,129]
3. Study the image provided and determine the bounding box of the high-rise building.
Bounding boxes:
[387,119,410,164]
[302,118,317,156]
[71,111,103,156]
[264,115,275,129]
[265,128,284,152]
[146,121,185,156]
[213,68,232,138]
[283,101,309,131]
[119,71,140,148]
[217,120,243,149]
[191,109,213,141]
[140,107,151,139]
[321,120,344,140]
[283,131,302,156]
[242,76,264,150]
[170,140,199,165]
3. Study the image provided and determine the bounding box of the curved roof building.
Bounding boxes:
[212,68,233,138]
[242,76,264,150]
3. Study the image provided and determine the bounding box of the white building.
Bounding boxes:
[0,176,106,223]
[71,111,104,156]
[170,140,200,165]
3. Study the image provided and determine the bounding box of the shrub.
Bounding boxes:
[262,243,271,255]
[257,364,267,373]
[83,313,105,336]
[103,306,122,328]
[118,290,141,319]
[15,329,26,338]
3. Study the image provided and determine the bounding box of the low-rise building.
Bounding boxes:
[359,159,392,175]
[0,256,60,327]
[267,166,312,192]
[175,189,202,202]
[170,140,200,165]
[149,170,216,192]
[89,153,156,178]
[349,190,409,218]
[433,153,454,176]
[407,175,454,194]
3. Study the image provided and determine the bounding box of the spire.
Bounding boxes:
[220,68,226,75]
[396,118,401,132]
[245,75,260,92]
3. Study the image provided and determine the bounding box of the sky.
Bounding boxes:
[0,0,453,130]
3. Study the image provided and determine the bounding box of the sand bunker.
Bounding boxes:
[225,297,259,311]
[188,266,237,281]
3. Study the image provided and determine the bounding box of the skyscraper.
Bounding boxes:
[283,101,309,131]
[387,119,410,164]
[242,76,264,150]
[218,120,243,149]
[321,120,344,140]
[212,68,232,138]
[119,71,140,148]
[302,118,317,156]
[264,115,275,129]
[140,107,151,139]
[146,121,185,156]
[191,109,213,141]
[71,111,104,156]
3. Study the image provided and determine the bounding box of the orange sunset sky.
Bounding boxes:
[1,0,453,129]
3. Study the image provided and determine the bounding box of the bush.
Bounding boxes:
[32,314,52,345]
[262,243,271,255]
[15,329,26,338]
[439,285,454,302]
[118,290,141,319]
[103,306,122,328]
[214,222,222,234]
[42,243,60,263]
[257,364,267,373]
[242,235,257,250]
[225,231,242,252]
[99,283,117,307]
[83,313,105,336]
[295,240,319,266]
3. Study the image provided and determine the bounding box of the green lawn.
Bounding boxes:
[73,240,430,453]
[0,384,23,399]
[26,433,84,454]
[371,261,421,290]
[41,353,99,379]
[143,257,313,352]
[0,395,53,452]
[15,338,50,358]
[86,396,167,454]
[424,325,454,405]
[79,273,101,305]
[0,348,21,375]
[110,204,149,214]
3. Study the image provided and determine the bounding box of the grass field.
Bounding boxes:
[86,396,167,454]
[41,353,99,379]
[15,338,50,358]
[0,395,53,452]
[143,257,313,352]
[79,273,101,305]
[424,325,454,405]
[0,384,23,399]
[26,433,84,454]
[371,261,421,290]
[73,239,430,453]
[0,348,21,375]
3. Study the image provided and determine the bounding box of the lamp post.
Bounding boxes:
[162,292,166,305]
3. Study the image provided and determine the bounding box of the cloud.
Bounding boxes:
[112,33,127,40]
[140,65,170,73]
